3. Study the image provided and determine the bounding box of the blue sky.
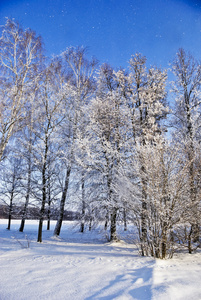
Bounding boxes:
[0,0,201,69]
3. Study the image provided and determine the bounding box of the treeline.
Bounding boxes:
[0,205,79,221]
[0,19,201,258]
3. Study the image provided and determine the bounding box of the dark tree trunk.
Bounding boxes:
[37,219,43,243]
[7,182,15,230]
[37,164,47,243]
[37,136,48,243]
[110,208,118,241]
[161,227,167,259]
[161,241,166,259]
[80,172,85,233]
[89,216,92,231]
[7,199,13,230]
[19,219,25,233]
[188,226,193,254]
[104,211,109,230]
[19,158,31,232]
[47,182,51,231]
[47,201,51,230]
[54,166,71,236]
[123,207,127,231]
[80,221,84,233]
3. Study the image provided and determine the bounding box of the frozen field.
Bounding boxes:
[0,220,201,300]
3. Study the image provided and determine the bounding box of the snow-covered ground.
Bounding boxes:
[0,220,201,300]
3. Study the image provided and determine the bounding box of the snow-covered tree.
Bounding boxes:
[0,18,44,162]
[114,53,168,254]
[18,111,36,232]
[81,64,129,241]
[54,46,98,236]
[171,48,201,250]
[0,155,23,230]
[32,61,66,242]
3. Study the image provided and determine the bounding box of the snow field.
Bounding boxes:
[0,220,201,300]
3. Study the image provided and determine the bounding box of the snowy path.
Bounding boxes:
[0,220,200,300]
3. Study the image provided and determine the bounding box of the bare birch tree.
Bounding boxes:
[0,18,44,162]
[54,47,98,236]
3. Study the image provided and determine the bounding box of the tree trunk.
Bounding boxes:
[7,199,13,230]
[123,207,127,231]
[7,182,15,230]
[161,241,166,259]
[19,158,31,232]
[80,172,85,233]
[47,201,51,230]
[185,92,199,242]
[89,216,92,231]
[188,226,193,254]
[37,137,48,243]
[141,162,147,256]
[161,229,167,259]
[110,208,118,241]
[104,211,109,230]
[141,199,147,256]
[37,163,47,243]
[47,181,51,230]
[54,166,71,236]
